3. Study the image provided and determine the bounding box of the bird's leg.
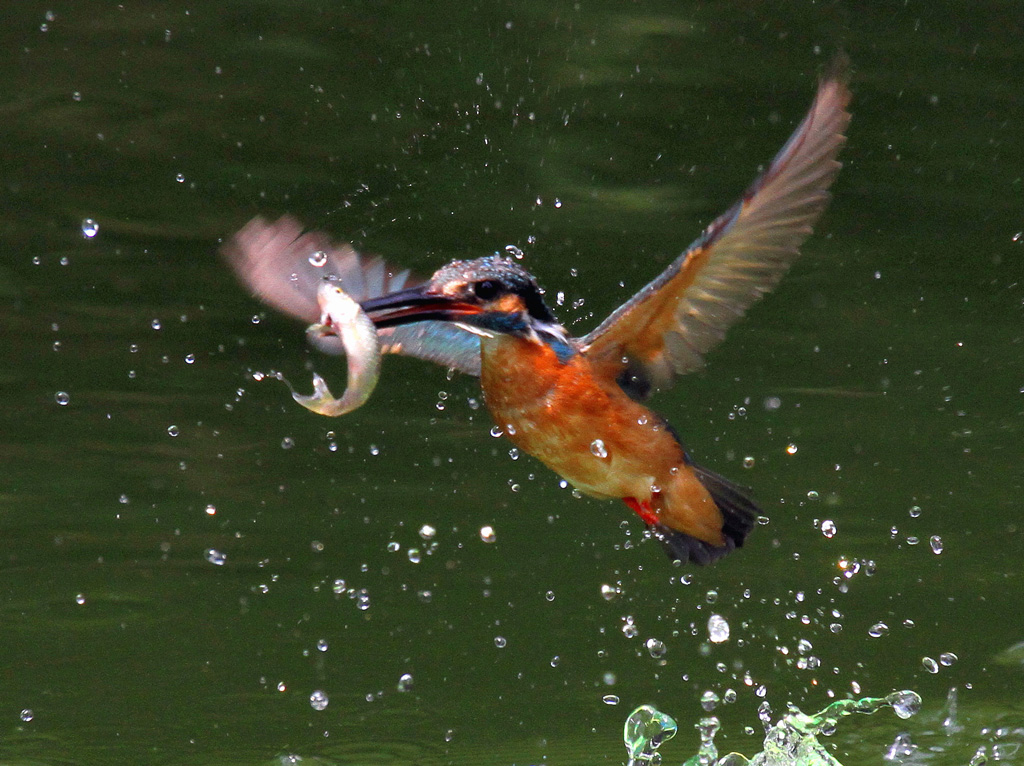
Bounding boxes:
[623,497,659,526]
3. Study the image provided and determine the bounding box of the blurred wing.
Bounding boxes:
[580,67,851,397]
[222,216,481,376]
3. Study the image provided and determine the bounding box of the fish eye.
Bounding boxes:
[472,280,501,301]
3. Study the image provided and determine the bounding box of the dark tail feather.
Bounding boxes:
[655,464,762,566]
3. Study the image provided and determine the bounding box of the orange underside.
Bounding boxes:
[480,334,726,546]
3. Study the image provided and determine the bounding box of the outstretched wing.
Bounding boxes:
[222,216,482,375]
[579,66,851,397]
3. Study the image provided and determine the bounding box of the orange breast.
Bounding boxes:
[479,334,724,544]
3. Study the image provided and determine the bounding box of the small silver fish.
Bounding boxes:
[292,282,382,416]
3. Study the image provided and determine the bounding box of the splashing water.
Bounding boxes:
[624,690,921,766]
[624,705,678,766]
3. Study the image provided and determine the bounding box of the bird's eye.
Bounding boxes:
[473,280,501,301]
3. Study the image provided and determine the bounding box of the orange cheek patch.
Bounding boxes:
[494,294,526,313]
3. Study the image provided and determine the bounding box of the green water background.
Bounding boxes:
[1,2,1021,764]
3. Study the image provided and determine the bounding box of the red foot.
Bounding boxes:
[623,497,659,526]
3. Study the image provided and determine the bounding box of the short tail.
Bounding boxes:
[655,464,761,566]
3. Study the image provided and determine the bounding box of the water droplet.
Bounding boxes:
[309,690,329,711]
[75,593,86,605]
[280,437,295,449]
[545,590,555,602]
[549,655,560,667]
[316,639,329,652]
[407,548,422,564]
[930,535,944,554]
[602,694,620,705]
[889,690,922,719]
[621,616,638,638]
[504,244,524,260]
[418,524,436,540]
[494,636,507,648]
[489,425,504,438]
[369,444,380,456]
[939,652,958,666]
[700,690,720,711]
[479,525,496,543]
[205,548,226,566]
[708,614,730,643]
[868,622,889,638]
[909,505,922,518]
[54,391,70,406]
[820,519,837,538]
[19,709,33,722]
[175,173,186,183]
[589,439,609,459]
[922,656,939,674]
[184,353,196,365]
[204,504,216,516]
[600,583,620,601]
[417,589,432,603]
[80,218,99,238]
[645,638,666,658]
[353,588,370,611]
[742,456,755,468]
[332,579,347,594]
[308,250,328,267]
[786,443,798,455]
[167,425,180,437]
[386,541,400,553]
[603,671,616,685]
[397,673,414,692]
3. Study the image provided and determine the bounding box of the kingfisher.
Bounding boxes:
[224,67,850,565]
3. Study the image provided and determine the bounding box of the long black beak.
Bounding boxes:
[360,285,480,328]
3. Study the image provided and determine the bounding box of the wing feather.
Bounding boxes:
[580,65,851,395]
[222,216,481,376]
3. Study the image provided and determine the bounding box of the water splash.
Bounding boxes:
[624,705,678,766]
[624,690,921,766]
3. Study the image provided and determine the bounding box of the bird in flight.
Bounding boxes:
[224,65,851,565]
